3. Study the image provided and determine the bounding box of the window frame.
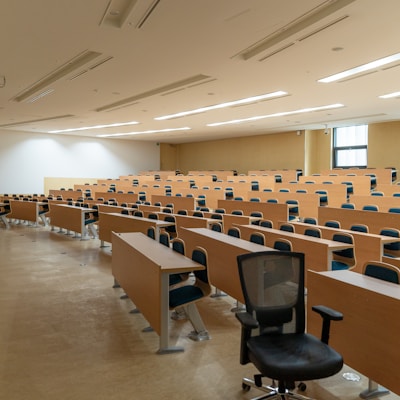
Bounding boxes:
[332,125,368,169]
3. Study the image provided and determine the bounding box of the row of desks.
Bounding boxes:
[10,197,397,393]
[112,227,400,395]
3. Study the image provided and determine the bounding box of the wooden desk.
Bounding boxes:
[307,270,400,395]
[318,206,400,235]
[299,175,371,195]
[320,168,393,185]
[179,227,273,302]
[151,195,195,213]
[237,224,352,275]
[112,232,204,354]
[174,214,216,237]
[217,199,288,227]
[349,194,400,212]
[49,203,96,239]
[286,221,400,273]
[274,182,347,208]
[253,191,320,219]
[98,212,173,246]
[8,200,46,226]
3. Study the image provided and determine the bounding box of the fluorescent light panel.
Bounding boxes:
[379,91,400,99]
[155,91,288,121]
[97,127,191,138]
[207,104,344,127]
[318,52,400,83]
[48,121,139,134]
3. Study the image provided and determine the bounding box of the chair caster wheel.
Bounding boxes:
[242,383,251,392]
[298,382,307,391]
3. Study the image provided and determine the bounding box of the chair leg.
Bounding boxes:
[0,215,10,228]
[183,303,210,341]
[88,223,98,238]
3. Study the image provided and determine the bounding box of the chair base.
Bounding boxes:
[242,377,313,400]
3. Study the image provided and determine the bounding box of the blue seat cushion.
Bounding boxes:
[331,261,350,271]
[169,285,203,308]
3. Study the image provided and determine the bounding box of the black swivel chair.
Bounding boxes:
[236,251,344,399]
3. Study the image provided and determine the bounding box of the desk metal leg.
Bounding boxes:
[360,379,390,399]
[210,287,227,298]
[157,273,184,354]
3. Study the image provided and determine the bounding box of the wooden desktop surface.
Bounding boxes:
[307,269,400,395]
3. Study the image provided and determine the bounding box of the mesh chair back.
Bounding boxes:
[237,251,305,333]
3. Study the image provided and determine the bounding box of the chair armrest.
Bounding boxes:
[235,312,259,329]
[312,305,343,321]
[236,312,259,365]
[312,305,343,344]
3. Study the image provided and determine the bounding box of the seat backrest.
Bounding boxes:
[227,227,241,238]
[280,223,294,233]
[363,261,400,284]
[350,224,369,233]
[341,203,355,209]
[171,237,185,255]
[273,238,293,251]
[325,220,341,228]
[232,210,243,215]
[192,247,211,295]
[133,210,144,217]
[260,219,273,228]
[237,251,305,333]
[362,204,379,212]
[147,226,156,239]
[304,227,322,238]
[303,217,317,225]
[249,232,265,245]
[211,222,222,232]
[159,232,170,247]
[332,232,355,260]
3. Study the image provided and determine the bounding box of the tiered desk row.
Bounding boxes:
[3,167,400,394]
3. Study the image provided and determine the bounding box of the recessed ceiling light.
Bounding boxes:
[97,127,191,138]
[207,104,344,126]
[154,91,288,120]
[318,52,400,83]
[48,120,139,133]
[379,91,400,99]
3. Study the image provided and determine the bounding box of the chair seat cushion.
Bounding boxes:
[247,333,343,382]
[331,261,351,270]
[169,285,203,308]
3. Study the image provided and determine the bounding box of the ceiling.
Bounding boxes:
[1,0,400,144]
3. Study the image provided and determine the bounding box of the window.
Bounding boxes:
[333,125,368,168]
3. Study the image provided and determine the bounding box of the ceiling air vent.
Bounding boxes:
[12,50,102,103]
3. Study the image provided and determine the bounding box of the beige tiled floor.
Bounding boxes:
[0,222,398,400]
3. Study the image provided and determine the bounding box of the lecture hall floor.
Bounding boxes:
[0,223,398,400]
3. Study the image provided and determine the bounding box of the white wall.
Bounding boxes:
[0,130,160,193]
